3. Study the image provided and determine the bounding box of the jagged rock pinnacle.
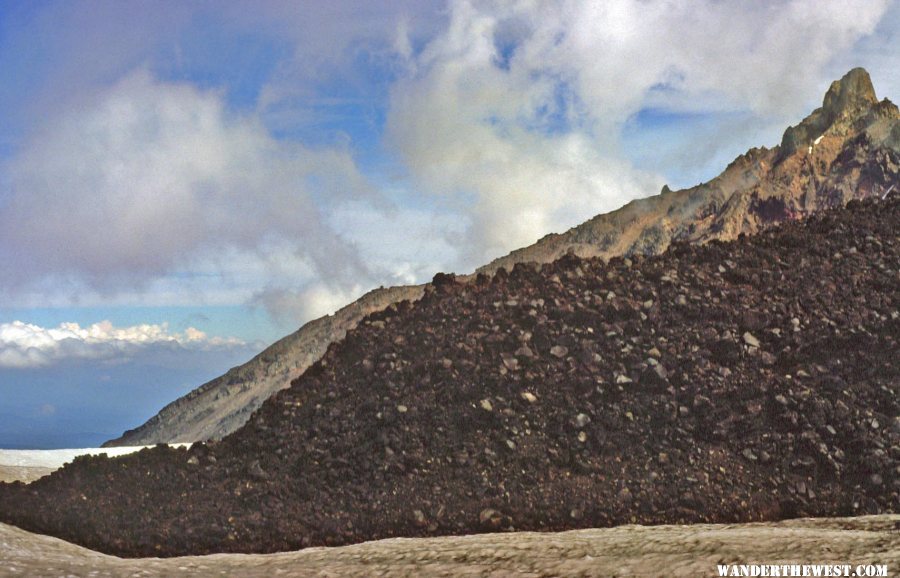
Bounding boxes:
[778,67,879,159]
[822,67,877,117]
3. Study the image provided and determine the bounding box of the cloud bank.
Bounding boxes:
[0,320,244,369]
[0,70,372,287]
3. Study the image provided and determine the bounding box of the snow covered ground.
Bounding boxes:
[0,445,190,470]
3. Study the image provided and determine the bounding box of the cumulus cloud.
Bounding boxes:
[0,320,245,369]
[251,198,468,323]
[547,0,890,119]
[0,70,380,299]
[253,284,367,325]
[826,0,900,103]
[386,0,892,263]
[327,200,469,283]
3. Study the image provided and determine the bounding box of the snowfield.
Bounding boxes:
[0,445,190,469]
[0,445,191,484]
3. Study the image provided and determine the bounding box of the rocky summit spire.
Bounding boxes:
[778,67,881,160]
[822,67,878,118]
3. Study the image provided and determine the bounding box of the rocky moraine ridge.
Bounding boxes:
[0,195,897,557]
[106,68,900,447]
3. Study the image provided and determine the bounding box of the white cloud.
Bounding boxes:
[328,199,469,283]
[826,0,900,104]
[0,69,379,300]
[386,7,662,260]
[0,320,245,369]
[548,0,890,119]
[253,283,368,324]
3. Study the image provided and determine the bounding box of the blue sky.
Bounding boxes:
[1,0,898,447]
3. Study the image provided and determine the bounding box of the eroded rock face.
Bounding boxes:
[106,68,898,447]
[824,67,878,113]
[779,67,881,157]
[1,196,896,558]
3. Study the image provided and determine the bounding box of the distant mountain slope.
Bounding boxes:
[104,285,424,446]
[105,67,899,446]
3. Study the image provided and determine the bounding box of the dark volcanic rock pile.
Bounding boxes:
[1,198,898,557]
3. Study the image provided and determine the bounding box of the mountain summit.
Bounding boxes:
[106,68,899,447]
[778,67,891,159]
